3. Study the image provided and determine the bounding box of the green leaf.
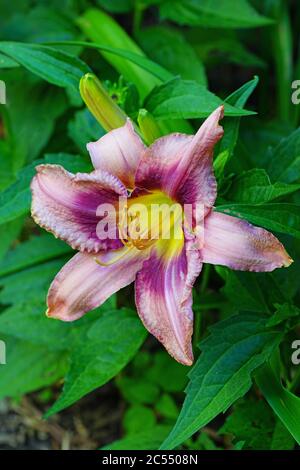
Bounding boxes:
[123,405,156,435]
[0,234,72,277]
[0,52,19,68]
[160,313,283,449]
[117,376,160,404]
[101,425,171,450]
[145,351,188,393]
[214,76,259,180]
[3,70,68,169]
[45,309,147,416]
[266,303,300,328]
[155,394,179,420]
[216,268,273,313]
[145,77,254,120]
[160,0,273,29]
[0,217,24,262]
[68,108,105,154]
[220,398,295,450]
[0,295,115,351]
[77,8,163,98]
[187,29,265,68]
[0,42,90,91]
[255,363,300,444]
[0,259,66,304]
[216,203,300,239]
[0,153,91,225]
[5,6,78,43]
[137,25,207,86]
[0,335,68,399]
[225,169,300,204]
[267,128,300,183]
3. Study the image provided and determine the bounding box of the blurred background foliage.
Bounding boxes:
[0,0,299,450]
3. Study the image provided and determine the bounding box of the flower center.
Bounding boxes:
[118,190,184,251]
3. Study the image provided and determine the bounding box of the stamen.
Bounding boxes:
[94,245,133,266]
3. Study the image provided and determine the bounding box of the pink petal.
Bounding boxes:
[135,238,202,366]
[201,211,293,272]
[47,247,149,321]
[87,119,145,188]
[135,106,224,215]
[31,164,127,252]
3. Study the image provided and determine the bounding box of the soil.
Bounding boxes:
[0,382,123,450]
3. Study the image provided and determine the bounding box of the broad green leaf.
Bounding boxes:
[0,42,90,91]
[0,259,67,304]
[0,153,91,225]
[77,8,162,99]
[48,40,172,83]
[2,70,68,170]
[160,0,273,29]
[214,76,259,180]
[216,268,273,313]
[255,363,300,444]
[102,425,171,450]
[0,52,18,68]
[145,77,254,120]
[137,25,207,86]
[225,169,300,204]
[0,335,68,399]
[267,128,300,183]
[0,296,115,351]
[0,233,71,277]
[160,313,282,449]
[45,309,147,416]
[216,203,300,239]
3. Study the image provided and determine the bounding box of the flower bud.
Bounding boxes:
[137,108,162,145]
[80,73,127,131]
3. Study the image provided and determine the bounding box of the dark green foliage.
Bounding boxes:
[0,0,299,451]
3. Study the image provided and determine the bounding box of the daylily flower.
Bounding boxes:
[31,106,292,366]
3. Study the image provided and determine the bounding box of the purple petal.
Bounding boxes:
[87,119,145,188]
[201,211,293,272]
[135,106,224,216]
[135,237,202,365]
[31,164,127,252]
[47,247,149,321]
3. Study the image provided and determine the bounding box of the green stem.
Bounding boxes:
[193,264,211,352]
[133,4,143,38]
